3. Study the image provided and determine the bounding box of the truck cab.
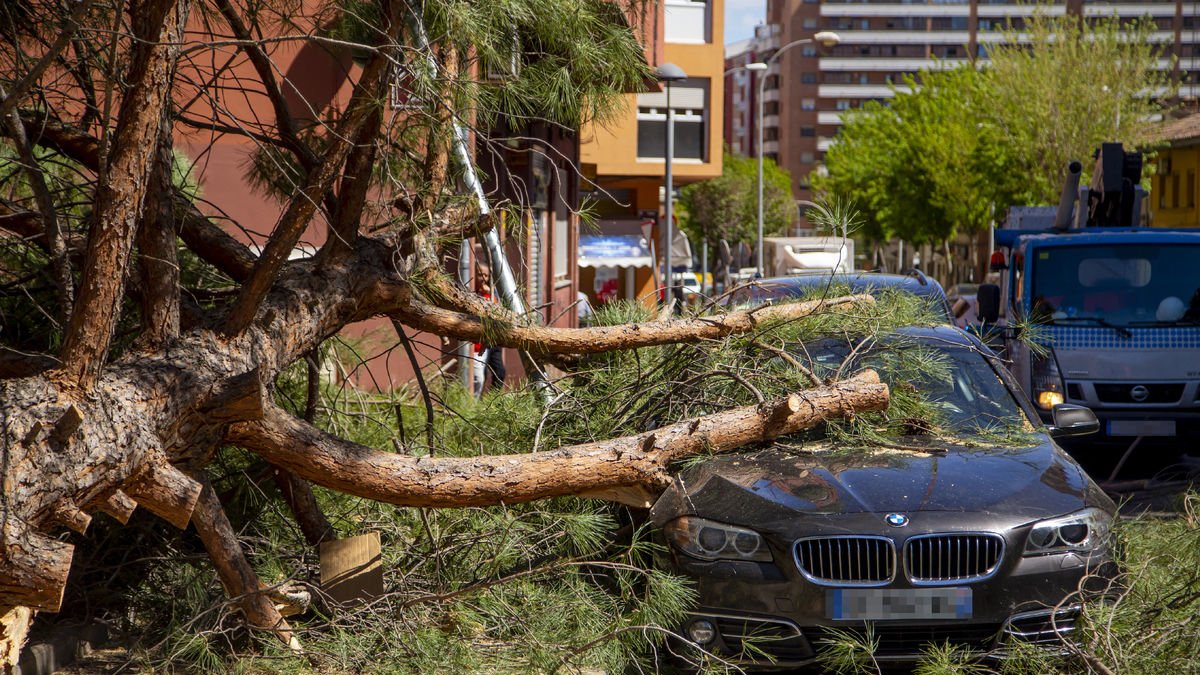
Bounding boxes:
[990,228,1200,441]
[974,143,1200,446]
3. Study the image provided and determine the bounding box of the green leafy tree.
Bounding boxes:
[815,12,1172,245]
[679,150,795,255]
[817,66,1017,245]
[982,11,1172,204]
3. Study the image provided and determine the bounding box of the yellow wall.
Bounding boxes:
[579,1,725,183]
[1150,145,1200,228]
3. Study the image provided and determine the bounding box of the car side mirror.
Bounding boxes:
[1049,404,1099,438]
[978,284,1000,324]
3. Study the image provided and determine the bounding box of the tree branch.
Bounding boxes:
[136,110,181,346]
[384,291,877,356]
[210,0,319,169]
[228,371,888,508]
[17,113,257,282]
[220,14,401,335]
[55,0,189,390]
[1,85,73,323]
[0,0,98,121]
[190,479,301,651]
[318,106,381,263]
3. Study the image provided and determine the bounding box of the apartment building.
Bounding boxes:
[738,0,1200,205]
[725,24,780,158]
[579,0,725,306]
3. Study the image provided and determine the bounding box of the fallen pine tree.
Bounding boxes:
[0,0,894,663]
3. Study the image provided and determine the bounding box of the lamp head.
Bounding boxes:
[814,31,841,48]
[656,62,688,82]
[745,62,768,72]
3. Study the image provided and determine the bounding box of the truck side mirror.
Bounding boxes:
[1049,404,1100,438]
[978,284,1001,324]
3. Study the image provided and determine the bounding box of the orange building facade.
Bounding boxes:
[579,0,726,306]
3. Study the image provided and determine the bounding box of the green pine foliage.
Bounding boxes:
[246,0,651,204]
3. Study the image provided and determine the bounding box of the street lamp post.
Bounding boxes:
[750,31,840,278]
[656,63,687,305]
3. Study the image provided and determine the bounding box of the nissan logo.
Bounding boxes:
[1130,385,1150,402]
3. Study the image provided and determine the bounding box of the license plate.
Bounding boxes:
[1108,420,1176,437]
[828,588,972,621]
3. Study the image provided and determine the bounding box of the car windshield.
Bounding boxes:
[1030,244,1200,326]
[803,337,1028,434]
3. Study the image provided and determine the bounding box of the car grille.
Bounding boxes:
[713,616,813,662]
[809,624,1001,657]
[1094,382,1184,404]
[794,536,894,584]
[905,533,1004,584]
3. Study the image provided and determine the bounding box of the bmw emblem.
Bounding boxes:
[885,513,909,528]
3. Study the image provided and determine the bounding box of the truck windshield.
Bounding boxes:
[1029,244,1200,327]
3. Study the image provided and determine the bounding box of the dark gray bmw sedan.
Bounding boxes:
[651,326,1118,669]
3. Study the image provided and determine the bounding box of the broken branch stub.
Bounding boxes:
[0,531,73,612]
[122,459,203,529]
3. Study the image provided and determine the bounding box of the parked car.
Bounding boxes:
[728,271,955,324]
[652,326,1118,669]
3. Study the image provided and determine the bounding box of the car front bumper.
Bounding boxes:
[668,544,1118,669]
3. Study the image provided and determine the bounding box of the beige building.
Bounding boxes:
[579,0,726,306]
[757,0,1200,206]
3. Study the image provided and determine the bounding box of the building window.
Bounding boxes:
[764,101,779,115]
[801,98,816,111]
[1172,173,1180,209]
[802,46,817,57]
[800,126,816,137]
[636,78,709,161]
[801,72,817,84]
[836,100,851,111]
[1190,170,1197,208]
[664,0,711,44]
[800,152,815,163]
[803,17,817,29]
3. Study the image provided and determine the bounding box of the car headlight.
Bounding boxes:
[663,516,773,562]
[1024,508,1112,556]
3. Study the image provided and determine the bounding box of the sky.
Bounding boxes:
[725,0,766,45]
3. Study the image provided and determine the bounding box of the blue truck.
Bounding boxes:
[975,144,1200,446]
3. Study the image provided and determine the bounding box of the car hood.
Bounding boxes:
[650,437,1110,530]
